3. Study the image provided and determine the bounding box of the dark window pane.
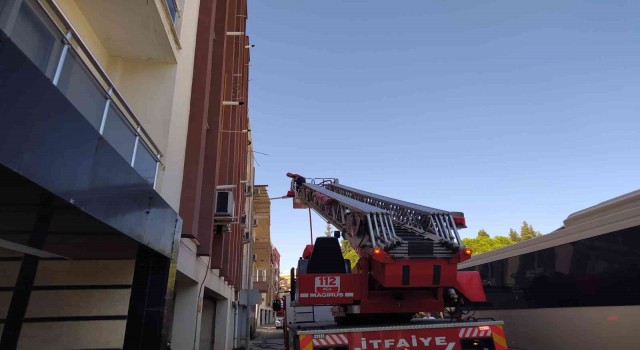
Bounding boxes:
[56,52,107,129]
[0,0,16,31]
[9,1,62,78]
[165,0,177,22]
[464,225,640,309]
[134,144,157,185]
[103,105,136,162]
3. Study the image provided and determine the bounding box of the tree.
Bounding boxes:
[464,221,543,255]
[508,228,520,242]
[494,235,513,247]
[462,234,513,254]
[477,229,490,238]
[520,221,541,240]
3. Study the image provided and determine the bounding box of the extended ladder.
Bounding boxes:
[288,174,465,258]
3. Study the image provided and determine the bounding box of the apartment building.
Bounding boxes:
[279,274,292,294]
[0,0,253,349]
[252,186,281,326]
[170,0,254,348]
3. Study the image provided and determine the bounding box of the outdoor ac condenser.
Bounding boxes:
[215,191,235,218]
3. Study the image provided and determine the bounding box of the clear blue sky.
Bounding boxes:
[246,0,640,272]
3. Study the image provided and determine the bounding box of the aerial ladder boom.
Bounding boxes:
[285,173,485,321]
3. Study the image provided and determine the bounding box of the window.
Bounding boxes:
[1,0,63,78]
[463,225,640,309]
[133,143,157,185]
[255,269,267,282]
[102,105,136,162]
[56,51,108,130]
[165,0,177,22]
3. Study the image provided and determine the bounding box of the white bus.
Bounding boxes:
[459,189,640,350]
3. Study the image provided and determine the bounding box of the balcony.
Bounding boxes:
[0,0,178,257]
[253,281,269,292]
[0,0,162,186]
[73,0,179,63]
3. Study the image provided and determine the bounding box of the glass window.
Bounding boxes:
[0,0,17,31]
[165,0,177,22]
[103,105,136,163]
[464,225,640,309]
[134,143,157,185]
[56,51,107,130]
[5,0,62,78]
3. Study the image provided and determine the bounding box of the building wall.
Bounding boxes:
[252,185,281,326]
[54,0,111,68]
[279,274,291,294]
[171,0,253,347]
[57,0,253,348]
[0,0,252,348]
[12,260,135,349]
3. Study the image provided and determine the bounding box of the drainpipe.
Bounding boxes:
[245,163,255,349]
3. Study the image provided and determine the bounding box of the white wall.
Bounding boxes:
[172,238,236,350]
[158,0,201,210]
[214,299,233,350]
[200,298,216,350]
[170,273,200,349]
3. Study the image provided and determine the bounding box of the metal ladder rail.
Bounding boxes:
[327,183,463,246]
[296,183,400,250]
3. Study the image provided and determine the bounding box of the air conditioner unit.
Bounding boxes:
[214,191,234,221]
[214,223,231,235]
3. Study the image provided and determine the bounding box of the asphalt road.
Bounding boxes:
[250,325,285,350]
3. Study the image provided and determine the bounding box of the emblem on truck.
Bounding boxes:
[315,276,340,293]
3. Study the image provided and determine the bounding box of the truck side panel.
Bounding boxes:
[297,324,506,350]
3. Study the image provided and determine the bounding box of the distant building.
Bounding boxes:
[280,274,292,294]
[252,185,281,326]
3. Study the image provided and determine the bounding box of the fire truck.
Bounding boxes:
[276,174,508,350]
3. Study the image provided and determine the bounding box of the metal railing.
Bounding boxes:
[328,183,463,246]
[295,182,402,250]
[2,0,165,186]
[41,0,162,156]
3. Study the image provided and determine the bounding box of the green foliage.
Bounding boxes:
[494,235,513,247]
[462,235,512,254]
[340,239,359,269]
[519,221,541,240]
[463,222,543,255]
[477,229,489,238]
[508,228,520,242]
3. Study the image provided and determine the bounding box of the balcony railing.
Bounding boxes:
[0,0,162,186]
[253,281,268,292]
[254,275,267,283]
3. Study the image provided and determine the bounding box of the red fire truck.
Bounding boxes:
[277,174,508,350]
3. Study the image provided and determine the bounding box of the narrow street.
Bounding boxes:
[250,326,285,350]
